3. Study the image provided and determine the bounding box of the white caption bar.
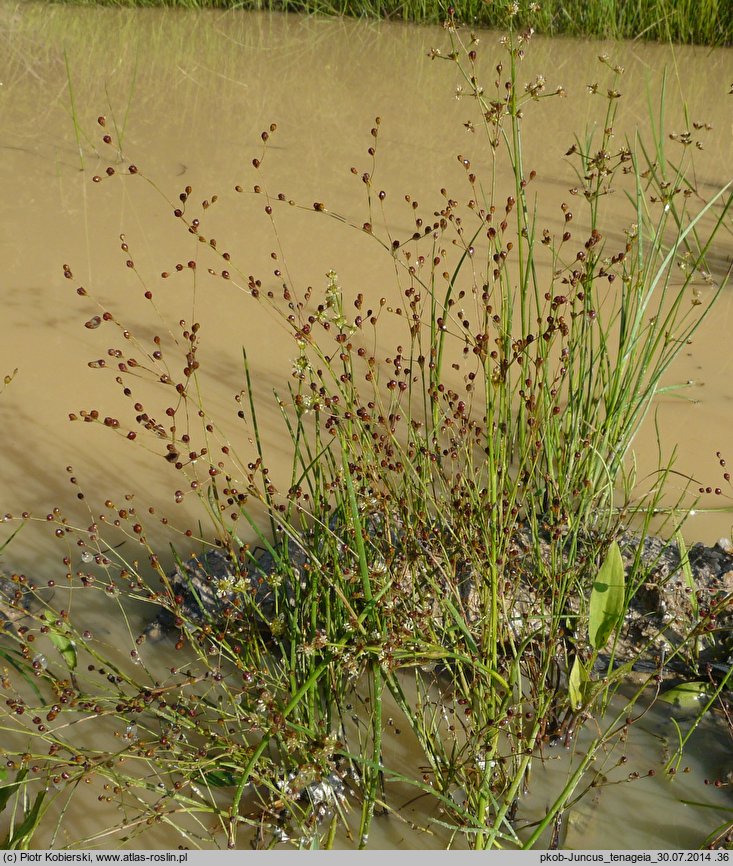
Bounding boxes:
[0,852,730,866]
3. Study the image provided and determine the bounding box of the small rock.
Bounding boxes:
[716,538,733,556]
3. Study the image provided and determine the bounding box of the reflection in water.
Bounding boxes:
[0,1,732,849]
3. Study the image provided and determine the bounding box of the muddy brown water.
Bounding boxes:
[0,1,732,849]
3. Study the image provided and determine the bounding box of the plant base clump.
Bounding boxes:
[1,5,732,850]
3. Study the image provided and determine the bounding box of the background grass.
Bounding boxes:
[46,0,733,46]
[2,0,731,849]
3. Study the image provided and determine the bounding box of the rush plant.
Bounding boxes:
[1,4,731,850]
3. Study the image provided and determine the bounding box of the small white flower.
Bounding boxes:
[216,577,235,598]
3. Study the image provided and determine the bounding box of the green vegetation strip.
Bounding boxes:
[47,0,733,46]
[2,3,732,849]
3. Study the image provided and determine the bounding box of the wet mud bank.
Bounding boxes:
[121,515,733,689]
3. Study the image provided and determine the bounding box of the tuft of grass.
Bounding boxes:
[46,0,733,46]
[1,3,732,850]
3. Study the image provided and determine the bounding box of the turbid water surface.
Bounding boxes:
[0,2,732,849]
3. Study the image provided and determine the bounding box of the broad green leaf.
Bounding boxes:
[659,681,710,708]
[589,541,625,651]
[568,655,589,711]
[675,531,698,619]
[0,769,25,814]
[1,788,46,849]
[204,769,238,788]
[43,611,77,671]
